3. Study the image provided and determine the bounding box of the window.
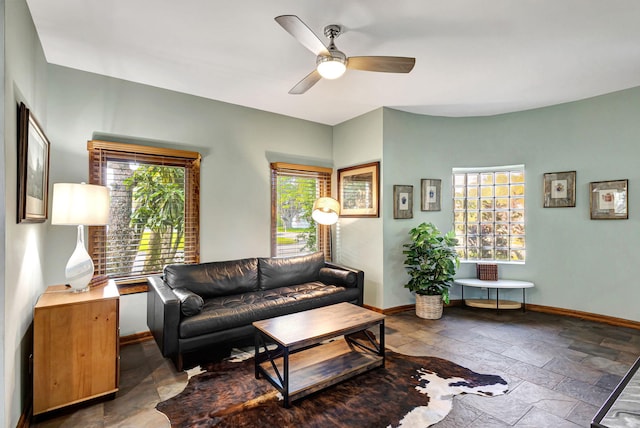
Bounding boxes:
[270,163,332,259]
[453,165,525,262]
[87,140,201,291]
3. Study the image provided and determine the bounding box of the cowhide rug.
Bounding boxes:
[156,349,508,427]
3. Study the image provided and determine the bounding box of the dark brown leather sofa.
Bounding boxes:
[147,252,364,370]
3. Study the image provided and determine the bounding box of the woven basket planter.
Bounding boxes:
[415,294,444,320]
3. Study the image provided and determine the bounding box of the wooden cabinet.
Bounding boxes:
[33,281,119,415]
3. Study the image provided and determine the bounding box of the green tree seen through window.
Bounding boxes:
[124,165,185,272]
[270,162,332,259]
[276,175,318,256]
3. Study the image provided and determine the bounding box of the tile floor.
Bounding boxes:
[32,307,640,427]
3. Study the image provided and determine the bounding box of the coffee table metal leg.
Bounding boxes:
[254,330,260,379]
[254,330,271,379]
[345,327,383,356]
[344,322,386,367]
[283,347,290,408]
[380,320,385,367]
[254,331,289,405]
[522,288,526,312]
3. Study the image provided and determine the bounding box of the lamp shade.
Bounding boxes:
[312,197,340,225]
[52,183,110,225]
[316,56,347,80]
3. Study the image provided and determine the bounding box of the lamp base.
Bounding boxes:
[65,225,94,293]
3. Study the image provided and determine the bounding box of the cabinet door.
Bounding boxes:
[33,299,118,414]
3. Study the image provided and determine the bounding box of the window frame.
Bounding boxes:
[87,140,201,293]
[452,164,526,264]
[270,162,333,260]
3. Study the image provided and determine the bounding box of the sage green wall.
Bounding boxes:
[381,89,640,320]
[44,65,333,335]
[4,2,640,423]
[3,0,49,426]
[332,109,385,309]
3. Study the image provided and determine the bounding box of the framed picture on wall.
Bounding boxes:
[338,161,380,217]
[393,185,413,219]
[421,178,441,211]
[589,179,628,220]
[17,102,50,223]
[543,171,576,208]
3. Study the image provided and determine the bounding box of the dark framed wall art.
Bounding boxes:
[590,179,628,220]
[338,161,380,217]
[17,102,50,223]
[543,171,576,208]
[393,185,413,219]
[421,178,441,211]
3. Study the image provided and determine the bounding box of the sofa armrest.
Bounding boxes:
[323,262,364,306]
[147,275,181,359]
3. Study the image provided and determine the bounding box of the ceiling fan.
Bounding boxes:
[275,15,416,94]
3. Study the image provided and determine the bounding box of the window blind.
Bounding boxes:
[270,162,333,260]
[87,140,201,285]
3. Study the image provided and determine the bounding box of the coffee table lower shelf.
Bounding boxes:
[256,338,384,405]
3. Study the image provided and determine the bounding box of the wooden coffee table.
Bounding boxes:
[253,302,385,407]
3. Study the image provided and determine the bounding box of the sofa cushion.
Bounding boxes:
[164,258,259,298]
[258,252,325,290]
[179,282,360,339]
[172,287,204,317]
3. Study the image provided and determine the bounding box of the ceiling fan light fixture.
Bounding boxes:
[316,55,347,80]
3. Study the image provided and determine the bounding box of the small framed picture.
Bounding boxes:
[421,179,441,211]
[589,179,628,220]
[543,171,576,208]
[393,185,413,219]
[17,102,50,223]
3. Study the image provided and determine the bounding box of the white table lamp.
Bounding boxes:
[52,183,110,292]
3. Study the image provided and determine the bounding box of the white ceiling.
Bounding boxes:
[26,0,640,125]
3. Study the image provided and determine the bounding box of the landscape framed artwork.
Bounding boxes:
[543,171,576,208]
[338,161,380,217]
[421,178,441,211]
[393,185,413,219]
[589,179,628,220]
[17,102,50,223]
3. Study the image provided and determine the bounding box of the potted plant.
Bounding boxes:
[403,222,460,319]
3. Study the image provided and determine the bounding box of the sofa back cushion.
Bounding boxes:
[164,258,259,298]
[258,252,325,290]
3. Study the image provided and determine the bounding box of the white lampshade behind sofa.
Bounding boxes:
[311,197,340,226]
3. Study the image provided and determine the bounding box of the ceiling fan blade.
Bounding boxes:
[275,15,330,56]
[347,56,416,73]
[289,69,322,94]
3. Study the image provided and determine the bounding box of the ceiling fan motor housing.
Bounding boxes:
[316,24,347,79]
[316,49,347,66]
[323,24,342,39]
